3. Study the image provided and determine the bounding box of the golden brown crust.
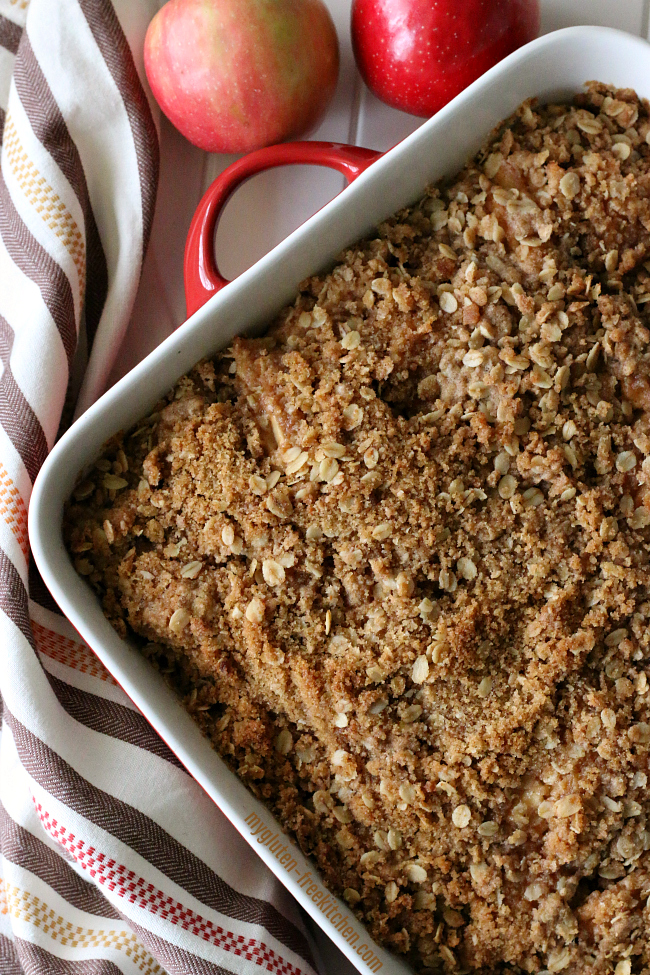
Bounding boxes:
[65,82,650,975]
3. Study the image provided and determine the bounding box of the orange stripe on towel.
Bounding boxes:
[0,461,28,560]
[32,621,117,685]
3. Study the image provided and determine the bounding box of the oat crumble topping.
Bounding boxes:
[65,83,650,974]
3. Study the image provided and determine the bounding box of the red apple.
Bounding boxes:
[144,0,340,154]
[351,0,540,118]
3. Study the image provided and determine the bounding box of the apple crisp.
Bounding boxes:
[65,82,650,975]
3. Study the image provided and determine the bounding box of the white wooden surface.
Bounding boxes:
[107,1,650,969]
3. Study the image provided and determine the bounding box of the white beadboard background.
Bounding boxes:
[108,2,650,970]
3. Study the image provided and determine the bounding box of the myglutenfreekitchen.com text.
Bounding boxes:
[245,812,382,972]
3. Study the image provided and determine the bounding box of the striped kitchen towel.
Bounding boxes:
[0,1,321,973]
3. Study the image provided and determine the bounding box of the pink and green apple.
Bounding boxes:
[145,0,340,153]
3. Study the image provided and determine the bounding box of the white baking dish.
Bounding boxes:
[29,25,650,975]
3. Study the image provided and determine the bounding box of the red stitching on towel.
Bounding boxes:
[34,802,305,975]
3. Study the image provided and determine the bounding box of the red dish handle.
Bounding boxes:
[183,141,382,317]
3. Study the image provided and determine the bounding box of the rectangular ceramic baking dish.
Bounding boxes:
[29,25,650,975]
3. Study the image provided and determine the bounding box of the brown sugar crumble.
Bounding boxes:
[65,83,650,975]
